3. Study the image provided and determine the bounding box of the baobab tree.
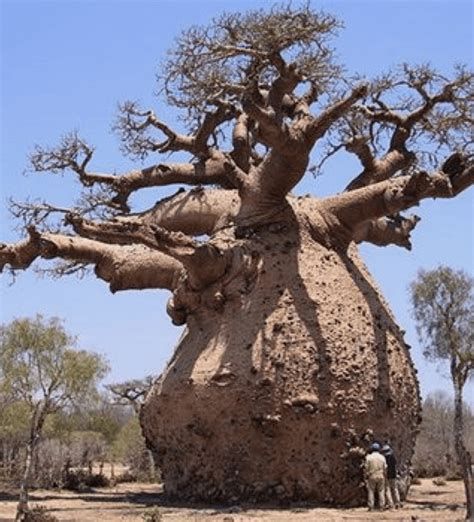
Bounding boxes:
[1,5,473,505]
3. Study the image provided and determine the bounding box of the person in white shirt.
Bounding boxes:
[364,442,387,511]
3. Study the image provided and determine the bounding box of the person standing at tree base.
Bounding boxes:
[364,442,387,511]
[382,443,402,509]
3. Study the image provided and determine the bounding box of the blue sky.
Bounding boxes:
[1,0,473,402]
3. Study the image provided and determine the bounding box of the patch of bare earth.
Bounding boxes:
[0,479,466,521]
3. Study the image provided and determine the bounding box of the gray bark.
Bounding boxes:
[452,365,473,521]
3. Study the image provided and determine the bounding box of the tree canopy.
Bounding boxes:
[0,315,109,411]
[411,266,474,376]
[0,4,472,323]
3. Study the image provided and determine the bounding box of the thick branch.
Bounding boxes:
[346,79,465,190]
[324,161,474,241]
[266,53,303,115]
[121,188,240,236]
[230,114,252,171]
[0,227,42,271]
[0,229,182,292]
[67,214,231,289]
[239,89,368,204]
[303,84,368,144]
[242,97,289,148]
[352,214,421,250]
[345,148,415,191]
[33,141,236,213]
[105,154,238,211]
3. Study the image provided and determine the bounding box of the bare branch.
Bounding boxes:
[30,136,238,213]
[161,5,342,122]
[323,155,474,242]
[343,65,473,189]
[65,213,232,289]
[30,132,110,187]
[131,188,240,236]
[0,229,182,292]
[114,101,235,159]
[304,84,368,144]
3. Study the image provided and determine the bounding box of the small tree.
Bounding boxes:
[0,315,108,520]
[411,267,474,518]
[107,376,156,480]
[107,376,154,415]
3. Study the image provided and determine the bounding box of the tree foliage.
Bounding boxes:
[411,267,474,372]
[0,316,109,410]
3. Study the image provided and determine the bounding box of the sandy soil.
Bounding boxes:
[0,478,467,521]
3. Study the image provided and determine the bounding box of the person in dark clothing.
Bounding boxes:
[382,443,401,508]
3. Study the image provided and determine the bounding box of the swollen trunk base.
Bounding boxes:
[141,229,421,505]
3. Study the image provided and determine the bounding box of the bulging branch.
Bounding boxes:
[353,215,421,250]
[0,228,182,292]
[324,157,473,245]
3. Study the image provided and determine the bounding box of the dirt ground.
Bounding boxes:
[0,478,467,521]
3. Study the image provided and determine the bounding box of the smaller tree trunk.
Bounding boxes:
[16,440,34,521]
[16,404,47,521]
[453,375,473,521]
[146,449,156,481]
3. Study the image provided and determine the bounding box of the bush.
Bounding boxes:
[114,470,138,484]
[23,505,58,522]
[63,470,110,491]
[445,469,463,481]
[432,477,447,486]
[142,508,163,522]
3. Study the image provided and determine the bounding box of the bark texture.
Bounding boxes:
[141,212,420,505]
[453,371,474,519]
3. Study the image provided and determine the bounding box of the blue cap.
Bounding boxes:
[371,442,381,451]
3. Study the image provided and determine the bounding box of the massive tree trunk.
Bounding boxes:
[141,211,420,505]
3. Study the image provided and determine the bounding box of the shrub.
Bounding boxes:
[114,470,138,484]
[23,505,58,522]
[142,507,163,522]
[432,477,447,486]
[445,469,463,481]
[63,470,110,490]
